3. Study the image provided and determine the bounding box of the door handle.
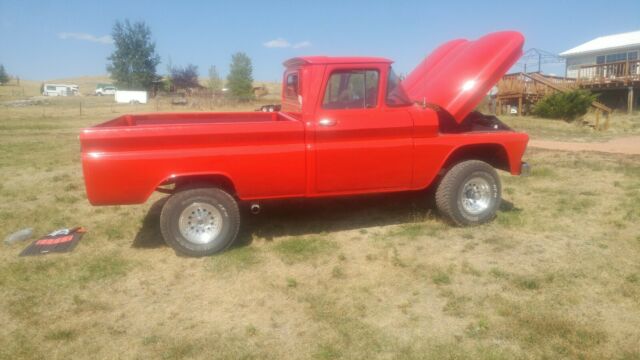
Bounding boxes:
[318,118,337,127]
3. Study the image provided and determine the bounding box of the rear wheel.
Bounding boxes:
[435,160,501,226]
[160,187,240,256]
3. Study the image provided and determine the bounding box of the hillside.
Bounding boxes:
[1,75,281,100]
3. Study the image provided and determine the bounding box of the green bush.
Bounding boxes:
[533,90,597,121]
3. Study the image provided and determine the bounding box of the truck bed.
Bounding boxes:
[94,111,296,127]
[80,111,307,205]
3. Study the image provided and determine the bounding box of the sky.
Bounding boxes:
[1,0,639,82]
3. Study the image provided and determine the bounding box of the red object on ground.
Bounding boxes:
[35,235,74,246]
[80,31,529,206]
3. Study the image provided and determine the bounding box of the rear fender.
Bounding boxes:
[157,172,237,196]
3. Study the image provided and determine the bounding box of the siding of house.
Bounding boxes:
[565,47,640,78]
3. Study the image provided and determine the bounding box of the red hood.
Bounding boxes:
[403,31,524,123]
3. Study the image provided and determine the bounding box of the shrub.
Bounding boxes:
[533,90,597,121]
[169,64,200,90]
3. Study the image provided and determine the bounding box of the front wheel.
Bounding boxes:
[435,160,501,226]
[160,187,240,256]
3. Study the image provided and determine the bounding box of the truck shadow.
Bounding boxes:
[132,191,436,249]
[131,191,519,250]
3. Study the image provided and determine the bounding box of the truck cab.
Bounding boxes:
[281,57,421,193]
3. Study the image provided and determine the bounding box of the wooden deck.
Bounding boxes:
[496,72,615,128]
[576,60,640,88]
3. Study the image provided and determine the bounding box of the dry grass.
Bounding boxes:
[501,112,640,142]
[1,95,640,359]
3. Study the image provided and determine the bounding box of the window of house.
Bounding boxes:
[629,51,639,61]
[606,53,627,63]
[284,72,299,99]
[46,85,56,91]
[596,56,605,64]
[322,70,379,109]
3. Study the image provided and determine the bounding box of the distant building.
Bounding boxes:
[42,83,79,96]
[560,30,640,113]
[561,31,640,78]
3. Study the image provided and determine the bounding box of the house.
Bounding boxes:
[560,30,640,113]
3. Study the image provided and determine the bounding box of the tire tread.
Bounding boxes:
[435,160,500,226]
[160,187,240,256]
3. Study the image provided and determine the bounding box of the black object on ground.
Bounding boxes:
[19,227,86,257]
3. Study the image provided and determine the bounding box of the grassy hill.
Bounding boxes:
[0,75,112,99]
[1,75,281,101]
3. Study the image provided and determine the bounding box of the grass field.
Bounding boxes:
[1,93,640,359]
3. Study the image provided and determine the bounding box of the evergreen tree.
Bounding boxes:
[107,20,160,89]
[226,52,254,101]
[0,65,9,85]
[208,65,223,93]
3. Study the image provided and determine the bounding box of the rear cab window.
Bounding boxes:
[322,70,379,110]
[285,72,299,99]
[281,70,302,113]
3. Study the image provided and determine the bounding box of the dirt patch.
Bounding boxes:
[530,136,640,155]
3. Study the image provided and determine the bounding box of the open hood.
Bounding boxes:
[403,31,524,123]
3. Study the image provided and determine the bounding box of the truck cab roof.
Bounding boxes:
[283,56,393,67]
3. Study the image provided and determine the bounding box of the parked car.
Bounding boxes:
[256,104,281,112]
[80,31,530,257]
[95,85,117,96]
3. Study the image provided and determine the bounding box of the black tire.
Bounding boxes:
[160,187,240,256]
[435,160,501,226]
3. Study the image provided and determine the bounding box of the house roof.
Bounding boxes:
[560,30,640,57]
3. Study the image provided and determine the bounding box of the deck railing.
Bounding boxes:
[577,60,640,84]
[498,72,577,96]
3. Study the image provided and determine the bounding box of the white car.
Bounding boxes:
[96,86,117,96]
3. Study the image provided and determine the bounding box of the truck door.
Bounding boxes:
[313,65,413,193]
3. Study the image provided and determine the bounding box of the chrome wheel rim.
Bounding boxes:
[178,203,223,245]
[461,177,492,215]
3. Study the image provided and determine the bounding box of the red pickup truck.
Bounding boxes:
[81,31,529,256]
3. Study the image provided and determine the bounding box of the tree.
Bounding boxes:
[0,65,9,85]
[226,52,254,101]
[107,20,160,90]
[170,64,200,90]
[208,65,223,93]
[533,90,597,121]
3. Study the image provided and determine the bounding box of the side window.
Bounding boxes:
[322,70,379,109]
[386,67,413,107]
[285,72,299,99]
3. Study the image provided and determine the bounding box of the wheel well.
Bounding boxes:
[442,144,510,173]
[166,174,236,195]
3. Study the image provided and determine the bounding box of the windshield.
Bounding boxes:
[386,68,413,107]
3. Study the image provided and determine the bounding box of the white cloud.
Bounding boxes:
[58,32,113,44]
[293,41,312,49]
[263,38,291,48]
[263,38,311,49]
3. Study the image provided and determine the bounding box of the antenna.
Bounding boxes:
[515,48,565,74]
